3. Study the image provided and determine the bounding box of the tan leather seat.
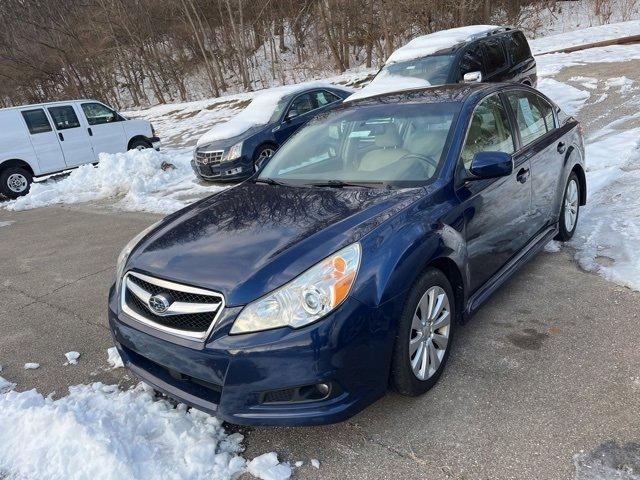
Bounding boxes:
[359,124,410,172]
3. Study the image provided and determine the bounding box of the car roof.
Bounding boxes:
[0,99,101,112]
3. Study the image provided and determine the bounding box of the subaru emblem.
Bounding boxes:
[148,293,171,314]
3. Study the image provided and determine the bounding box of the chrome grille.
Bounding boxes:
[120,271,225,340]
[195,149,224,165]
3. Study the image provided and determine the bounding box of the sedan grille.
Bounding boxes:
[196,150,224,165]
[120,271,225,340]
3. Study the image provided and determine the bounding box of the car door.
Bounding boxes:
[47,105,95,167]
[505,89,565,232]
[20,108,66,174]
[273,92,319,144]
[456,93,533,293]
[480,37,511,82]
[80,102,127,155]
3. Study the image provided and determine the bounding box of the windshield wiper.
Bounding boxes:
[306,180,383,189]
[253,177,290,186]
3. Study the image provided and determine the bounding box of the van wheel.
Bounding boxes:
[391,268,455,396]
[129,139,152,150]
[0,167,33,199]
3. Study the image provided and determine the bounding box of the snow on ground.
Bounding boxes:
[107,347,124,369]
[0,382,292,480]
[23,363,39,370]
[65,351,80,365]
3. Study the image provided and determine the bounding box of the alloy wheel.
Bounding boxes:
[409,286,451,380]
[564,179,579,231]
[7,173,28,193]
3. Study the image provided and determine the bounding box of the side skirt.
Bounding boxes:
[464,224,558,318]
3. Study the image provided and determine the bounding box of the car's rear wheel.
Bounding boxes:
[253,144,276,171]
[0,166,32,199]
[391,268,455,396]
[555,172,580,241]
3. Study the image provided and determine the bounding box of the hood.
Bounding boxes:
[127,182,423,306]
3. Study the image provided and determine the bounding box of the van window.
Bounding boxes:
[21,109,52,134]
[48,106,81,130]
[482,38,507,73]
[81,102,121,125]
[507,31,531,64]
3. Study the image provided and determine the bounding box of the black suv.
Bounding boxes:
[351,26,536,100]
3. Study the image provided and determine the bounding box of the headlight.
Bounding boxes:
[223,141,243,162]
[115,221,161,292]
[230,243,361,334]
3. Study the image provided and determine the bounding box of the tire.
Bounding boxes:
[129,139,152,151]
[0,166,33,199]
[391,268,456,396]
[253,144,276,171]
[555,172,580,241]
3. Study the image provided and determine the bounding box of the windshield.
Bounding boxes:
[383,55,454,85]
[259,103,459,187]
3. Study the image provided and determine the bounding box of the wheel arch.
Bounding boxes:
[127,135,152,150]
[253,141,278,159]
[426,256,466,324]
[0,158,35,177]
[571,162,587,206]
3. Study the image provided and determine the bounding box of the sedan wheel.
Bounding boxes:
[254,146,276,171]
[555,172,581,241]
[409,286,451,381]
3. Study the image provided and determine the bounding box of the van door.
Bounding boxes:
[80,102,127,156]
[47,105,95,167]
[20,108,66,173]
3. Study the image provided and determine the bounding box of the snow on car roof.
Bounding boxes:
[196,82,342,147]
[385,25,502,65]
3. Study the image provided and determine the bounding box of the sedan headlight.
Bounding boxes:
[115,221,161,292]
[223,141,243,162]
[231,243,361,334]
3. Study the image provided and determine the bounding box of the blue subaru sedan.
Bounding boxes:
[109,83,586,426]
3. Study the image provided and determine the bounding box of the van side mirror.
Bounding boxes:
[469,151,513,179]
[463,71,483,83]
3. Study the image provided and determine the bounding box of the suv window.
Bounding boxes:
[461,94,514,168]
[482,38,507,73]
[459,44,484,78]
[21,109,52,134]
[48,105,80,130]
[507,31,531,64]
[81,102,121,125]
[506,91,548,146]
[315,90,341,107]
[287,93,316,119]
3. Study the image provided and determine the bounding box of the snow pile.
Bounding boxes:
[0,382,291,480]
[107,347,124,369]
[4,149,223,215]
[24,363,39,370]
[0,376,15,394]
[530,20,640,55]
[196,82,345,147]
[384,25,500,65]
[65,351,80,365]
[346,73,431,102]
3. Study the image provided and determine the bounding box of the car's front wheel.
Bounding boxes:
[253,144,276,171]
[555,172,580,241]
[391,268,455,396]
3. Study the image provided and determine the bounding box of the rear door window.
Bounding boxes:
[286,93,317,119]
[536,95,555,131]
[506,91,548,146]
[47,106,81,130]
[459,44,484,78]
[315,90,341,107]
[482,38,508,73]
[21,109,52,134]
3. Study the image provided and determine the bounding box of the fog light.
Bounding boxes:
[317,383,330,396]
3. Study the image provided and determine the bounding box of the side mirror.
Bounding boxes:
[469,151,513,179]
[463,71,483,83]
[285,109,299,122]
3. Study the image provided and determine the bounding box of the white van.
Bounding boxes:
[0,100,160,198]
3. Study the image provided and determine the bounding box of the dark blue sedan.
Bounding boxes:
[109,83,586,426]
[192,84,353,182]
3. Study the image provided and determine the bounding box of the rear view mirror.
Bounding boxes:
[463,71,483,83]
[469,151,513,179]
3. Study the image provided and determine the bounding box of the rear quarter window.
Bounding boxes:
[482,38,507,73]
[507,31,532,64]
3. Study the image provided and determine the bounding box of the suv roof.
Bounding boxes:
[384,25,515,66]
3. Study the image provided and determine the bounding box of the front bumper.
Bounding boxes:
[191,155,253,182]
[108,285,395,426]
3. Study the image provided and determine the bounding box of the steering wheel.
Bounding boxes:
[398,153,439,171]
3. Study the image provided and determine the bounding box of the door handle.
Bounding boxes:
[517,167,530,184]
[557,142,566,154]
[88,127,93,136]
[58,132,64,141]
